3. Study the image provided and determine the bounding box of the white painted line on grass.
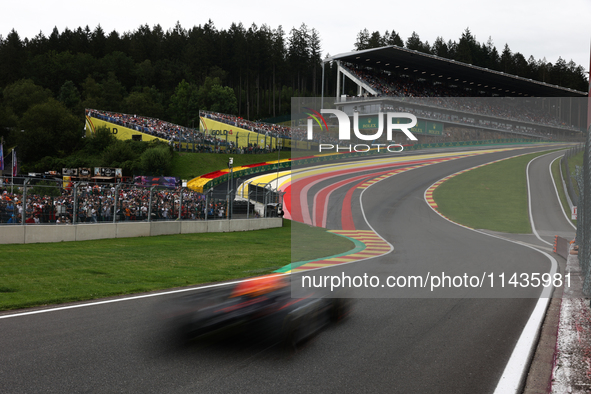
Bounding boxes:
[0,275,288,320]
[549,156,577,230]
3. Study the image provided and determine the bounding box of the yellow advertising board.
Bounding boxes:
[63,176,72,189]
[200,117,278,149]
[86,114,317,150]
[85,116,169,143]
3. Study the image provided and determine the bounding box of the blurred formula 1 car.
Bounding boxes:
[166,274,351,349]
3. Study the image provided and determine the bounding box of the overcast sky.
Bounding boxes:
[2,0,590,76]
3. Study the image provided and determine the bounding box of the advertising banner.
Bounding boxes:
[357,116,381,130]
[63,176,72,189]
[85,115,168,143]
[93,167,122,178]
[79,168,92,178]
[200,117,277,149]
[134,176,179,189]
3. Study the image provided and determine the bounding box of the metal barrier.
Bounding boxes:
[236,180,284,219]
[0,177,276,225]
[575,126,591,297]
[562,144,584,206]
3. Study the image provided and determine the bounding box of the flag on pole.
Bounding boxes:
[12,149,17,177]
[0,141,4,171]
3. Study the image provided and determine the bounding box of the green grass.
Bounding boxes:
[433,151,557,233]
[567,150,584,173]
[552,157,576,226]
[9,147,569,311]
[564,150,584,199]
[0,220,354,311]
[4,146,358,311]
[170,151,292,180]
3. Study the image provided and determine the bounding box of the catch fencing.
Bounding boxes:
[575,126,591,297]
[562,144,585,206]
[0,177,284,226]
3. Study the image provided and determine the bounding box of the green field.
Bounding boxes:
[0,220,354,311]
[552,156,576,226]
[433,151,560,233]
[2,147,574,311]
[562,149,583,200]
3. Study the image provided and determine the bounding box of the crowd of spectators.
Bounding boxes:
[89,62,582,151]
[342,63,582,134]
[201,111,292,139]
[0,184,235,225]
[87,109,198,143]
[86,109,283,154]
[380,104,559,139]
[201,67,581,143]
[201,111,339,144]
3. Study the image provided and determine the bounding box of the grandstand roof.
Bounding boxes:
[326,46,587,97]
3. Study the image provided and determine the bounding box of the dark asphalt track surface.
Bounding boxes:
[527,150,576,243]
[0,145,574,393]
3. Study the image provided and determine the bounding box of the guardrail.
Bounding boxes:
[0,178,281,227]
[187,139,554,193]
[562,144,585,206]
[575,125,591,297]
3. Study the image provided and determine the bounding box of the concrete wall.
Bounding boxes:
[0,218,283,245]
[206,220,230,233]
[76,224,117,241]
[180,221,208,234]
[25,224,77,244]
[0,225,25,244]
[149,221,181,236]
[116,222,151,238]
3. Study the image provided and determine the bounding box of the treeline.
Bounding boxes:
[0,21,331,125]
[0,22,588,170]
[0,22,587,128]
[34,126,175,176]
[355,28,588,92]
[0,77,174,174]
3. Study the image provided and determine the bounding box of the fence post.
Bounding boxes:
[226,190,229,219]
[264,190,269,218]
[22,178,29,226]
[577,124,591,298]
[178,188,183,221]
[255,182,258,213]
[205,189,211,222]
[72,182,79,225]
[148,186,155,222]
[97,187,102,222]
[246,189,250,219]
[113,184,120,223]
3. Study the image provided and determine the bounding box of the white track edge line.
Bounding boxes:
[421,151,558,394]
[549,156,577,230]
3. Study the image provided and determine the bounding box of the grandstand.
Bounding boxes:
[86,109,286,153]
[327,46,586,98]
[86,46,588,150]
[317,45,588,142]
[86,108,324,152]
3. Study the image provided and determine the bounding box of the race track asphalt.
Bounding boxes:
[0,145,573,394]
